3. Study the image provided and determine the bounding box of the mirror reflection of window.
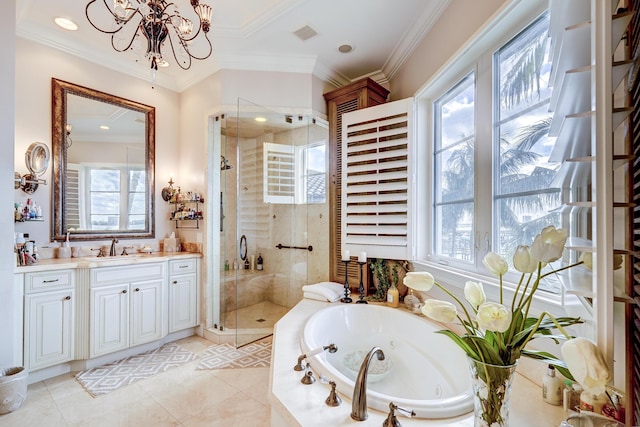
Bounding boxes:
[78,163,145,231]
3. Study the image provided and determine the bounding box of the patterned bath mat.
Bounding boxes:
[197,336,272,370]
[75,342,197,397]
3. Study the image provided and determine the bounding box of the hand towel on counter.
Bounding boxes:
[302,282,345,303]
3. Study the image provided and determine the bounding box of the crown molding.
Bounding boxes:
[382,0,451,80]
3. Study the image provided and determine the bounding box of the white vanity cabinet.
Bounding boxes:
[23,270,75,371]
[90,263,166,358]
[168,258,199,332]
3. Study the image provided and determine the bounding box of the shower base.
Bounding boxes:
[206,301,290,347]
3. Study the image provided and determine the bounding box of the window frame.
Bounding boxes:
[412,1,587,317]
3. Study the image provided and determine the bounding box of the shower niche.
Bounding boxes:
[209,98,329,347]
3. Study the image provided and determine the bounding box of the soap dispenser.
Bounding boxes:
[387,282,400,308]
[542,365,562,405]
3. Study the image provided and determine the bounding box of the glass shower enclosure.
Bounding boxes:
[212,98,328,347]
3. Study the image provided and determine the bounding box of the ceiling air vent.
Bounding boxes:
[292,25,318,41]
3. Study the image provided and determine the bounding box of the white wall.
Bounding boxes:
[14,38,181,247]
[1,1,18,369]
[389,0,508,100]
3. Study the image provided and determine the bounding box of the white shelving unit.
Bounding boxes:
[548,0,635,380]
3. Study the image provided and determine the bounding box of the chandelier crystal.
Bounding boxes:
[86,0,213,71]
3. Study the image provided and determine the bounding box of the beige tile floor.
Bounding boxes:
[0,336,272,427]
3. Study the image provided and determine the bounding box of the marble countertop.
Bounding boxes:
[269,299,567,427]
[14,251,201,273]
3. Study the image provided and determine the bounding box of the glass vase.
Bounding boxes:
[467,358,517,427]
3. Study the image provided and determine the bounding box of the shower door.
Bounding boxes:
[223,99,315,347]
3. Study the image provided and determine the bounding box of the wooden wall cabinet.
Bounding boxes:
[323,78,389,291]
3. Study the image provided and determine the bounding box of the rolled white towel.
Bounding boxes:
[303,291,340,303]
[302,282,345,302]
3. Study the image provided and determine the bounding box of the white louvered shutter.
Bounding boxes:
[263,142,295,204]
[341,98,414,260]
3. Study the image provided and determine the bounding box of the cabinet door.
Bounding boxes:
[25,290,74,370]
[168,273,198,333]
[91,284,129,357]
[130,278,164,346]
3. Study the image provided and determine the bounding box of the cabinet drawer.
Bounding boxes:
[169,258,197,275]
[25,270,74,294]
[92,263,165,286]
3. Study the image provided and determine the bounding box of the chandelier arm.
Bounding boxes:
[164,20,212,64]
[110,25,142,53]
[185,31,213,60]
[166,34,193,70]
[86,0,143,35]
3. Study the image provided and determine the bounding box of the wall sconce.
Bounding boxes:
[65,124,73,148]
[161,178,175,202]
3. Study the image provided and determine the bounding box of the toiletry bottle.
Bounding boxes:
[580,390,607,413]
[224,259,230,271]
[542,365,562,405]
[233,258,238,270]
[244,258,250,270]
[257,253,263,271]
[387,282,400,308]
[563,379,582,411]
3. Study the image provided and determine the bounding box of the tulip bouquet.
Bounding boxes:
[403,226,612,426]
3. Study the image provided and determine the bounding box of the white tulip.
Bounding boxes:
[464,281,486,308]
[579,252,623,271]
[530,226,569,263]
[561,337,610,396]
[422,299,457,323]
[476,302,512,333]
[403,271,435,292]
[513,245,537,273]
[483,252,508,277]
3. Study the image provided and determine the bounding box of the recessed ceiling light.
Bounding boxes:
[255,117,267,122]
[338,43,354,54]
[99,125,110,130]
[55,17,78,31]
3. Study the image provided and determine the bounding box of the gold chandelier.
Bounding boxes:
[86,0,213,71]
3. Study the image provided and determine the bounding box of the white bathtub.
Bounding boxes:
[300,304,473,419]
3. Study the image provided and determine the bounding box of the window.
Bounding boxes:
[84,166,145,230]
[493,14,559,258]
[433,72,476,262]
[429,11,563,291]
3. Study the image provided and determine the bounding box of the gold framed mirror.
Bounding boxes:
[51,78,155,241]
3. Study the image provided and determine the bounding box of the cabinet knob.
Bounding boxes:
[135,288,140,292]
[172,280,178,284]
[64,296,71,300]
[122,289,127,294]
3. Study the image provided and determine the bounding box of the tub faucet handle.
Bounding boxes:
[383,402,416,427]
[325,381,342,407]
[301,369,315,385]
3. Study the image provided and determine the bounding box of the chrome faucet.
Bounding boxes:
[351,346,385,421]
[109,238,118,256]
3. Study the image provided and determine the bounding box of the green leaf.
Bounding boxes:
[521,349,574,381]
[435,330,479,360]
